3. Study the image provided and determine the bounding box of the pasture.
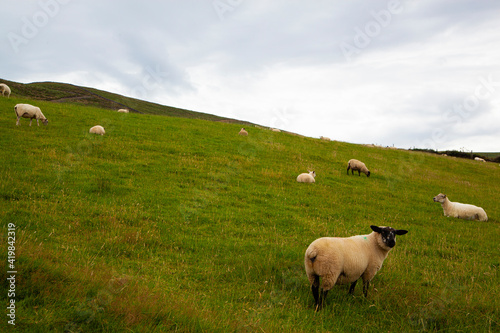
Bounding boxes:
[0,94,498,332]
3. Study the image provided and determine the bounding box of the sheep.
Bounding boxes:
[239,128,248,136]
[0,83,11,98]
[271,128,281,132]
[297,170,316,183]
[347,159,370,177]
[117,108,129,113]
[320,136,331,141]
[89,125,105,135]
[474,157,486,162]
[14,104,48,126]
[305,225,408,310]
[433,193,488,222]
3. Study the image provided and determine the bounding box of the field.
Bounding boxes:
[0,90,499,332]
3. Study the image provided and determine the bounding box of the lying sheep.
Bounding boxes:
[320,136,331,141]
[305,225,408,309]
[0,83,11,98]
[271,128,281,132]
[15,104,48,126]
[474,157,485,162]
[239,128,248,136]
[89,125,105,135]
[433,193,488,222]
[297,171,316,183]
[117,108,129,113]
[347,159,370,177]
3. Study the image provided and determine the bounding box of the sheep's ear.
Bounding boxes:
[370,225,381,233]
[396,229,408,235]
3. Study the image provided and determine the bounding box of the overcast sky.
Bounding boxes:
[2,0,500,151]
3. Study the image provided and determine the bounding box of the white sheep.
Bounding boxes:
[89,125,105,135]
[297,170,316,183]
[15,104,48,126]
[0,83,11,98]
[239,128,248,136]
[347,159,370,177]
[271,128,281,132]
[320,136,331,141]
[433,193,488,222]
[305,225,408,309]
[117,108,129,113]
[474,157,486,162]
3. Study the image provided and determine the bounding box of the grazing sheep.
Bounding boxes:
[305,225,408,309]
[271,128,281,132]
[14,104,48,126]
[117,108,129,113]
[297,171,316,183]
[239,128,248,136]
[433,193,488,222]
[89,125,105,135]
[320,136,331,141]
[347,159,370,177]
[474,157,486,162]
[0,83,11,98]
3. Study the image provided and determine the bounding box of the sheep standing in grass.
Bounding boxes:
[320,136,331,141]
[297,171,316,183]
[15,104,48,126]
[239,128,248,136]
[0,83,11,98]
[305,225,408,310]
[117,108,129,113]
[347,159,370,177]
[474,157,486,162]
[433,193,488,221]
[89,125,105,135]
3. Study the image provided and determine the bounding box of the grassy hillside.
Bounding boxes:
[0,94,499,332]
[0,78,255,124]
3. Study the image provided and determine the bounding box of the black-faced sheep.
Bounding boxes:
[305,225,408,310]
[347,159,370,177]
[15,104,48,126]
[433,193,488,222]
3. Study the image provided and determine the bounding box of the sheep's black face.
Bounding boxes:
[370,225,408,248]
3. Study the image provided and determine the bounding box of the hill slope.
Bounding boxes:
[0,78,255,124]
[0,91,499,332]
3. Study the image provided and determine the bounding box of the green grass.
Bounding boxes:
[0,94,499,332]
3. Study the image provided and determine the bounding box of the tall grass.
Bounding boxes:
[0,96,498,332]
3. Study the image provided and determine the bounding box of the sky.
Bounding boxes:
[2,0,500,152]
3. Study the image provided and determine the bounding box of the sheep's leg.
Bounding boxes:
[311,275,320,306]
[311,275,331,311]
[362,280,370,297]
[317,290,328,310]
[16,117,20,126]
[349,280,357,294]
[29,119,32,126]
[347,166,350,175]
